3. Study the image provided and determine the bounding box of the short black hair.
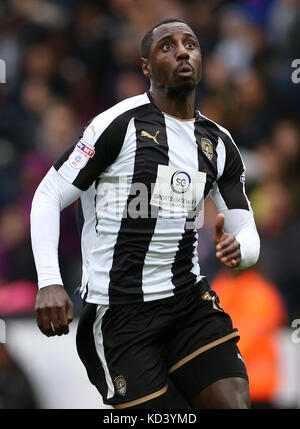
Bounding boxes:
[141,18,189,58]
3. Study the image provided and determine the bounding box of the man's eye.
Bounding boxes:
[186,42,195,48]
[162,43,172,50]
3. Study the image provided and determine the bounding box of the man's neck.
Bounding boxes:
[149,86,196,120]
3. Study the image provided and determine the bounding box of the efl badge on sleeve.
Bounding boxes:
[68,139,95,170]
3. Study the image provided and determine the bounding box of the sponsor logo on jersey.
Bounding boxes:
[201,138,213,160]
[90,124,97,138]
[141,130,160,144]
[76,140,95,158]
[240,172,246,183]
[170,170,191,193]
[114,375,126,396]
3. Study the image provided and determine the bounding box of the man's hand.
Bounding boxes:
[213,213,241,268]
[35,285,74,337]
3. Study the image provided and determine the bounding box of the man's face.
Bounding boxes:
[142,22,202,94]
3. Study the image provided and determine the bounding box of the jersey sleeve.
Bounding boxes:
[209,132,260,269]
[210,133,252,212]
[30,167,82,288]
[53,114,127,191]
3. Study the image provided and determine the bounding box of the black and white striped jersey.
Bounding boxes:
[53,92,251,305]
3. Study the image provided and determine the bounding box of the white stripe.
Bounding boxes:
[190,230,201,278]
[209,182,228,212]
[142,217,186,301]
[93,304,114,399]
[87,119,137,303]
[216,136,226,180]
[165,116,201,285]
[141,116,200,300]
[79,185,98,298]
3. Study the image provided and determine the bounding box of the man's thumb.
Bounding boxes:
[214,213,225,244]
[66,298,74,322]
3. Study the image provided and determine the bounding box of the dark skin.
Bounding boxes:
[35,22,249,409]
[142,22,249,409]
[141,23,241,269]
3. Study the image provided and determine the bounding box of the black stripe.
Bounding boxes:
[171,226,198,293]
[76,198,84,237]
[171,119,217,293]
[194,117,218,198]
[76,303,108,398]
[94,178,100,232]
[82,283,88,303]
[54,103,150,191]
[198,115,249,210]
[171,118,219,293]
[108,104,169,304]
[72,109,138,190]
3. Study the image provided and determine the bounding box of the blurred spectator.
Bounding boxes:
[37,101,79,159]
[183,0,219,58]
[271,119,300,188]
[214,6,257,77]
[0,343,39,408]
[212,268,287,408]
[0,204,37,285]
[0,0,297,332]
[114,70,148,102]
[0,203,37,317]
[230,69,273,149]
[251,181,300,321]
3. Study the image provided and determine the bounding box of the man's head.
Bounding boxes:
[141,19,202,96]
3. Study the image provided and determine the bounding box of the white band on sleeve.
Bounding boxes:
[223,208,260,270]
[235,225,260,269]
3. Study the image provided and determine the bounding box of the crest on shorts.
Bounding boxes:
[201,138,213,161]
[202,291,212,301]
[114,375,127,396]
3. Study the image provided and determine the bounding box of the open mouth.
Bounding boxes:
[176,64,194,77]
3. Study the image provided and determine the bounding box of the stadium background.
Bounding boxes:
[0,0,299,409]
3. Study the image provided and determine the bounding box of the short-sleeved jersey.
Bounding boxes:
[54,92,251,305]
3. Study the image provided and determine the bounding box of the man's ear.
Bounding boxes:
[141,57,151,79]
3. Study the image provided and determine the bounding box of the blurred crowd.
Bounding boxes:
[0,0,299,409]
[0,0,299,317]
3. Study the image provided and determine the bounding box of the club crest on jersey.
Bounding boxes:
[68,140,95,170]
[114,376,126,396]
[201,138,213,161]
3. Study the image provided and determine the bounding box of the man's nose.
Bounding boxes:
[176,43,189,60]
